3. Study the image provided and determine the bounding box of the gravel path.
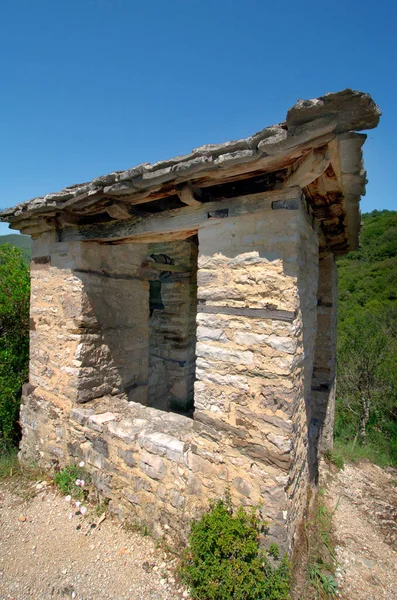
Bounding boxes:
[2,462,396,600]
[0,477,189,600]
[325,461,397,600]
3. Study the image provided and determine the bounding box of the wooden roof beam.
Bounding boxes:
[177,184,203,207]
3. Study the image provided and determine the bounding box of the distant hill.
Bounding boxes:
[0,234,32,263]
[337,209,397,323]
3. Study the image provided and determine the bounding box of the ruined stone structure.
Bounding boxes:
[1,89,380,554]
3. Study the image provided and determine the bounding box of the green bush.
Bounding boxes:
[179,494,290,600]
[323,449,344,471]
[0,244,30,450]
[53,464,91,500]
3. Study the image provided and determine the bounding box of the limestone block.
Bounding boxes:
[196,326,227,343]
[123,489,140,505]
[233,439,291,471]
[232,477,252,497]
[138,432,186,463]
[83,444,104,470]
[117,447,137,468]
[267,432,292,454]
[48,445,65,459]
[196,342,253,366]
[134,476,153,492]
[88,412,116,432]
[186,474,202,495]
[170,491,185,508]
[139,451,167,481]
[195,369,249,393]
[107,420,141,444]
[92,438,109,458]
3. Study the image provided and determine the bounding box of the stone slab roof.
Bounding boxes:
[1,89,380,253]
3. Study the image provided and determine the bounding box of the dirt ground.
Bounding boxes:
[0,461,396,600]
[324,460,397,600]
[0,476,189,600]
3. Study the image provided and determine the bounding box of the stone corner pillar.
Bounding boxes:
[21,232,150,466]
[192,195,319,553]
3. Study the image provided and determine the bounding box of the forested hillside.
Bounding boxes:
[0,234,31,264]
[335,210,397,465]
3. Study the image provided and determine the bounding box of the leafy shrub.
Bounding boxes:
[323,449,344,471]
[0,448,19,479]
[54,464,91,500]
[0,244,30,449]
[179,494,290,600]
[304,496,338,598]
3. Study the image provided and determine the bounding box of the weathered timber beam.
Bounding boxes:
[106,202,134,220]
[197,304,296,322]
[285,147,331,189]
[141,261,190,273]
[60,187,303,244]
[177,184,203,207]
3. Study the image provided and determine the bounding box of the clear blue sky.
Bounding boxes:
[0,0,395,235]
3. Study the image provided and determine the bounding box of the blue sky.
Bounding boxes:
[0,0,395,235]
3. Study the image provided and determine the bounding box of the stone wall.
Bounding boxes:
[311,252,338,453]
[29,234,150,407]
[148,240,198,414]
[194,205,319,546]
[20,196,323,555]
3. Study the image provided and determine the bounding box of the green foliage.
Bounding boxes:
[322,449,344,471]
[0,234,32,264]
[0,244,30,449]
[53,464,91,500]
[336,210,397,466]
[95,498,110,516]
[179,494,291,600]
[304,495,338,599]
[0,448,19,479]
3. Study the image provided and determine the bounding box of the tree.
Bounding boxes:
[337,307,397,447]
[0,244,30,449]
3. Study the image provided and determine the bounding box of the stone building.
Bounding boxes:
[1,89,380,553]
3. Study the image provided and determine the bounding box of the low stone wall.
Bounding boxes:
[20,390,291,550]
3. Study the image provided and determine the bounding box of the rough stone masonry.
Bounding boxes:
[1,89,381,555]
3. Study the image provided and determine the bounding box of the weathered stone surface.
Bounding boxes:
[117,447,137,468]
[103,182,137,195]
[139,451,167,481]
[84,445,104,469]
[232,477,251,497]
[172,155,213,176]
[214,149,257,167]
[132,167,176,189]
[70,407,94,425]
[196,343,253,366]
[138,432,185,463]
[108,420,141,444]
[117,163,150,182]
[88,412,116,432]
[286,89,381,133]
[170,491,185,508]
[123,489,140,505]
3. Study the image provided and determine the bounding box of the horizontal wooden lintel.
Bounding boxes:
[197,304,296,322]
[60,187,303,244]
